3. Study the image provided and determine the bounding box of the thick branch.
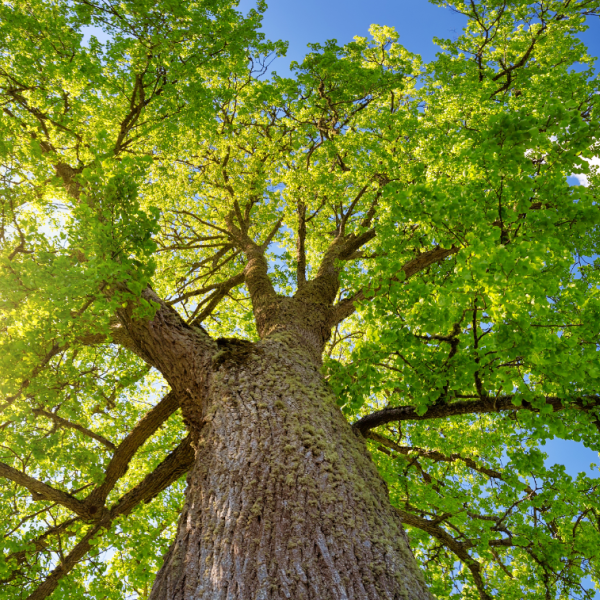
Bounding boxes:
[225,211,277,310]
[296,229,376,305]
[84,390,180,508]
[0,463,93,520]
[49,157,216,379]
[111,434,194,517]
[115,286,215,381]
[353,394,600,434]
[296,202,307,289]
[54,162,82,199]
[51,318,143,358]
[331,245,458,325]
[106,318,149,356]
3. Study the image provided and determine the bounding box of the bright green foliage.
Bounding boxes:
[1,0,600,599]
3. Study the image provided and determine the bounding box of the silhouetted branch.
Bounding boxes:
[32,408,116,451]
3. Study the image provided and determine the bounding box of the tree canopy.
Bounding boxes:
[1,0,600,598]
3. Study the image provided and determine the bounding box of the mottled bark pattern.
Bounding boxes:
[149,333,432,600]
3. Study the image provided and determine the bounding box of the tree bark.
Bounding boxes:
[148,332,432,600]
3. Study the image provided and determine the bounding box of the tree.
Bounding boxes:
[1,0,600,597]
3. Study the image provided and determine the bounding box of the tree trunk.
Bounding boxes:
[149,333,432,600]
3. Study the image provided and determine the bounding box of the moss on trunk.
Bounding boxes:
[149,334,432,600]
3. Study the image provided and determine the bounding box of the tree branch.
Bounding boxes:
[47,156,217,382]
[0,342,64,415]
[110,434,194,517]
[353,394,600,434]
[338,183,370,236]
[31,408,116,451]
[295,229,377,305]
[0,463,94,520]
[189,272,246,326]
[223,212,278,332]
[115,286,215,384]
[84,390,180,509]
[296,202,307,290]
[396,508,492,600]
[1,518,80,586]
[490,21,546,97]
[168,272,244,307]
[20,435,195,600]
[24,523,104,600]
[331,244,458,325]
[105,318,154,357]
[0,318,145,419]
[367,431,535,495]
[260,217,283,251]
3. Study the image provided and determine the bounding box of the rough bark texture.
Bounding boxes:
[148,332,432,600]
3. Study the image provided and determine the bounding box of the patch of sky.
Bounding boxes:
[570,156,600,187]
[542,436,599,479]
[238,0,467,78]
[79,25,111,47]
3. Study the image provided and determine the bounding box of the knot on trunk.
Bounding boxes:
[212,338,257,368]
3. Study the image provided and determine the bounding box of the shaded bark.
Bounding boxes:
[149,333,432,600]
[116,287,216,446]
